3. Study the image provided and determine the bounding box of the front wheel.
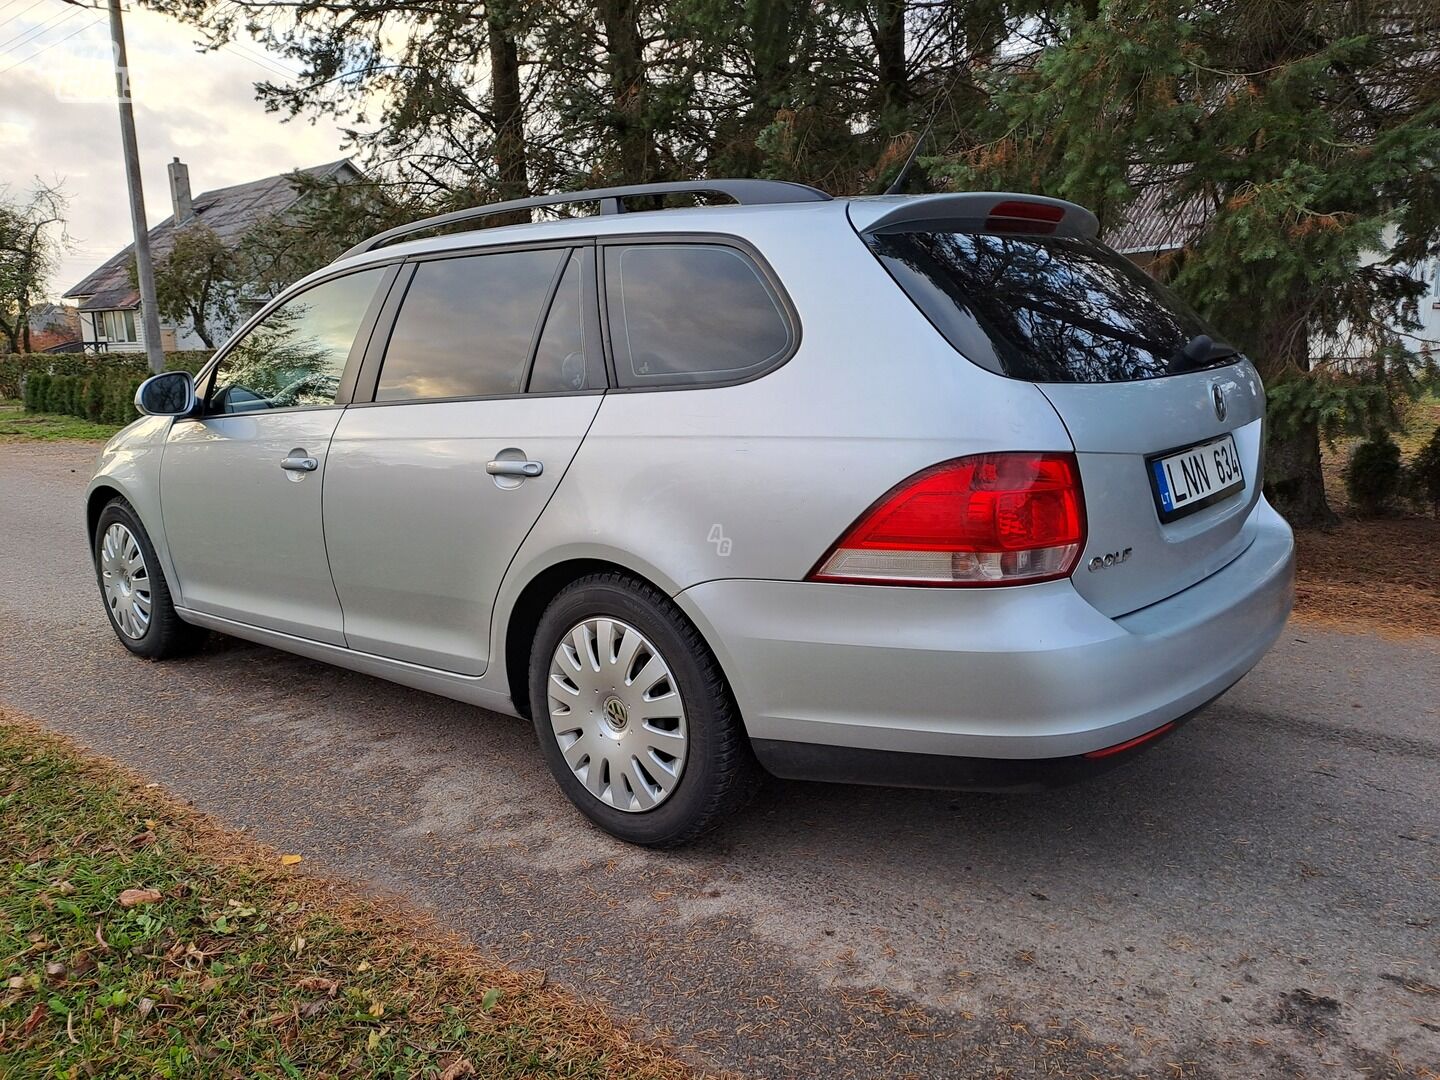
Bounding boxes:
[93,498,206,659]
[529,573,760,847]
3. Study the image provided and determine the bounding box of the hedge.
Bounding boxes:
[8,352,211,427]
[0,350,211,401]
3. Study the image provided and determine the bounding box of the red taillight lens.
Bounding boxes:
[809,453,1086,587]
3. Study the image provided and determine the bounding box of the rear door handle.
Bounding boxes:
[486,459,543,478]
[281,455,318,472]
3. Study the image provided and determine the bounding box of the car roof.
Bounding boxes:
[303,191,1098,292]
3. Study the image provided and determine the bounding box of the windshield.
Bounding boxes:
[866,225,1233,383]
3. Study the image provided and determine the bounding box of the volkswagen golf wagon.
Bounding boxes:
[86,180,1294,846]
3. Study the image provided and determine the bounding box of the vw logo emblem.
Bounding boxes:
[603,696,629,729]
[1211,383,1227,422]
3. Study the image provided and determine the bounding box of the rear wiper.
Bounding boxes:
[1168,334,1240,375]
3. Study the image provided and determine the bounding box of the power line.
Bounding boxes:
[226,35,302,75]
[0,6,79,53]
[221,39,300,82]
[0,13,97,75]
[0,0,50,36]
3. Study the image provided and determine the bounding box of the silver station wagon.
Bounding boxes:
[87,180,1295,846]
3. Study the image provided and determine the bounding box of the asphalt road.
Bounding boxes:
[1,440,1437,1079]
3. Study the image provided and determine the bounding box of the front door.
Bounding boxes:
[160,267,390,643]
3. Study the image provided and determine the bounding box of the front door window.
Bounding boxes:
[208,269,385,413]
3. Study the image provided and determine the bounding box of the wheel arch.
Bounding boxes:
[86,482,128,543]
[500,555,736,723]
[503,558,648,719]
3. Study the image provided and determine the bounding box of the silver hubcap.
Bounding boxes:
[99,523,152,640]
[548,618,688,813]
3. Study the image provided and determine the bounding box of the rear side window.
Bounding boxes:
[866,227,1224,383]
[528,250,604,393]
[604,243,793,387]
[376,248,564,401]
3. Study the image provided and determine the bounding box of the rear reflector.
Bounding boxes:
[1082,721,1177,759]
[809,452,1085,586]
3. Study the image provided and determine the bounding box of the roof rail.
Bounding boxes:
[341,179,832,259]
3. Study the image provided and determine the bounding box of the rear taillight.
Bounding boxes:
[809,452,1086,587]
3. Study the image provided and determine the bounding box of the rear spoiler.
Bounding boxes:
[847,193,1100,240]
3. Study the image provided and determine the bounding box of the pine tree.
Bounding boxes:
[939,0,1440,526]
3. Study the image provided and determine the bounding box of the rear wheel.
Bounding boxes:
[93,498,206,659]
[529,573,760,847]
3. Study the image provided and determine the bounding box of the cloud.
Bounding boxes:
[0,4,349,299]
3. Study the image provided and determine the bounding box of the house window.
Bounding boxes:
[100,310,137,342]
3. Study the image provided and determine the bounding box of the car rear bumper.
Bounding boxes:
[673,497,1294,782]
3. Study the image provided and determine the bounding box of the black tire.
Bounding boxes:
[93,497,206,659]
[528,572,761,847]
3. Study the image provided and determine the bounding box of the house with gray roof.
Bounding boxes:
[64,157,361,354]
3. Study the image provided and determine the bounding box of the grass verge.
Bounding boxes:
[0,401,121,442]
[0,710,692,1079]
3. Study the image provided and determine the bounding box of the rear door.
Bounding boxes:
[323,244,607,674]
[863,214,1264,617]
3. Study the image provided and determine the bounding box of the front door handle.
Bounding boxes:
[281,454,318,473]
[486,459,543,478]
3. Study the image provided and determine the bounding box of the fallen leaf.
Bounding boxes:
[7,975,27,990]
[367,1029,382,1051]
[118,888,162,908]
[480,987,502,1012]
[367,998,385,1018]
[300,998,328,1018]
[291,936,306,955]
[21,1002,45,1035]
[137,997,155,1019]
[295,976,338,997]
[52,880,76,896]
[439,1058,477,1080]
[70,951,96,977]
[144,782,160,789]
[129,830,157,849]
[44,962,66,982]
[280,854,303,866]
[355,960,371,973]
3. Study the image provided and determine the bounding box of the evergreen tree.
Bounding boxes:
[939,0,1440,525]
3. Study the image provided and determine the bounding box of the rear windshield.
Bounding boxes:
[866,225,1229,383]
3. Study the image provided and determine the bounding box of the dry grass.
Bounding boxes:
[1293,517,1440,637]
[0,707,698,1079]
[1301,395,1440,638]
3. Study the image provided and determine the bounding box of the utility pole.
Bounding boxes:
[101,0,165,373]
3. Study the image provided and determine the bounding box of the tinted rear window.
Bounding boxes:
[604,243,793,387]
[866,227,1224,383]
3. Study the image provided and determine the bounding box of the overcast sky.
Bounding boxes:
[0,0,350,299]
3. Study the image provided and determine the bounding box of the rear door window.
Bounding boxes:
[604,243,793,387]
[376,248,565,401]
[865,226,1228,383]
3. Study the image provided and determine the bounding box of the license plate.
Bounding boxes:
[1149,434,1244,522]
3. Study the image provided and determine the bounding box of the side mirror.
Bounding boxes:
[134,371,196,417]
